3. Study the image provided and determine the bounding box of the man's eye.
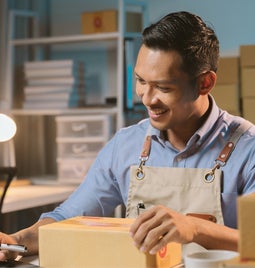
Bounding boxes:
[156,85,170,92]
[136,78,146,85]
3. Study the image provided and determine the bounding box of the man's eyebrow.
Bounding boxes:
[134,73,177,85]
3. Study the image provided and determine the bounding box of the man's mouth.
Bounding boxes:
[148,108,168,118]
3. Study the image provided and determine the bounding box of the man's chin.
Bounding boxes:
[149,119,168,131]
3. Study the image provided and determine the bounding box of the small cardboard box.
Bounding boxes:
[81,10,142,34]
[240,45,255,67]
[242,97,255,124]
[237,193,255,260]
[241,67,255,97]
[217,57,240,84]
[221,256,255,267]
[39,216,182,268]
[211,84,240,114]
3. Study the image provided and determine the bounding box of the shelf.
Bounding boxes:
[11,106,118,116]
[11,32,142,47]
[11,32,120,46]
[10,32,141,52]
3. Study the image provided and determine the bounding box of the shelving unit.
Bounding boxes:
[3,0,148,181]
[7,31,124,128]
[5,0,149,127]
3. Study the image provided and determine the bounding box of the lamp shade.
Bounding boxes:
[0,113,17,142]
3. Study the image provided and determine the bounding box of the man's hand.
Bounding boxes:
[0,232,19,261]
[129,205,197,255]
[0,218,56,262]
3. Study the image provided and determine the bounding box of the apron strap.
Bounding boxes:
[215,120,253,165]
[135,125,153,180]
[138,120,252,172]
[140,136,152,159]
[204,120,252,182]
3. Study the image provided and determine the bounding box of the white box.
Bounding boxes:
[56,138,105,158]
[56,114,112,139]
[57,157,95,183]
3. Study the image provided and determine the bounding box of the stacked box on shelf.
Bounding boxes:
[211,56,241,115]
[223,193,255,267]
[238,193,255,261]
[56,114,113,184]
[240,45,255,124]
[23,59,86,109]
[81,10,142,34]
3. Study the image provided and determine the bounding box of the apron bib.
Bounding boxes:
[126,121,251,255]
[127,166,223,223]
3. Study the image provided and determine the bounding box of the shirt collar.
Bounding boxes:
[193,94,221,143]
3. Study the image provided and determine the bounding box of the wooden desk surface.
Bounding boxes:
[2,184,76,214]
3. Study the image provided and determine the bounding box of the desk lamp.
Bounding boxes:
[0,113,17,217]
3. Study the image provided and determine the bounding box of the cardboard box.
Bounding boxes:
[242,98,255,124]
[39,216,182,268]
[217,57,240,84]
[237,193,255,260]
[81,10,142,34]
[240,45,255,67]
[241,68,255,97]
[221,257,255,267]
[211,84,240,113]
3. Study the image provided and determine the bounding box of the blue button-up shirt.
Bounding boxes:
[41,97,255,228]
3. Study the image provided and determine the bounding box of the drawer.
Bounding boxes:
[57,157,95,184]
[57,141,104,158]
[56,114,111,139]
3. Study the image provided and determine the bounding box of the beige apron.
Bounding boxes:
[126,122,251,255]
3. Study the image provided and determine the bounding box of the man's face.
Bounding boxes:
[134,45,203,132]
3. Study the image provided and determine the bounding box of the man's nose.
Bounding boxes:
[140,87,157,106]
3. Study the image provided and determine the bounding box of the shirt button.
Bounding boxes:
[176,156,183,162]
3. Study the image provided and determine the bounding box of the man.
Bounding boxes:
[1,11,255,261]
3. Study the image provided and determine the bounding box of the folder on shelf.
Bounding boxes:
[124,39,135,109]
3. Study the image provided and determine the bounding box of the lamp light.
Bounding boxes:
[0,113,17,142]
[0,113,17,225]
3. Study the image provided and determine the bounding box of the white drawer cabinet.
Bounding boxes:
[57,157,96,184]
[56,115,111,139]
[56,114,113,183]
[56,139,105,158]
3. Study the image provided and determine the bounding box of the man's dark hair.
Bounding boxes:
[142,11,219,78]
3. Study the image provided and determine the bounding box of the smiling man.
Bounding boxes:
[1,11,255,262]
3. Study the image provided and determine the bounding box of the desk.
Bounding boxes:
[0,184,76,266]
[2,184,76,214]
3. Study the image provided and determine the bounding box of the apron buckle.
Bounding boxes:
[136,167,145,180]
[136,156,148,180]
[204,162,221,183]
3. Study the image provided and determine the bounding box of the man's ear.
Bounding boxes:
[197,71,217,95]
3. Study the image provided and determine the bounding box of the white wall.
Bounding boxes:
[50,0,117,36]
[148,0,255,56]
[49,0,255,55]
[47,0,255,102]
